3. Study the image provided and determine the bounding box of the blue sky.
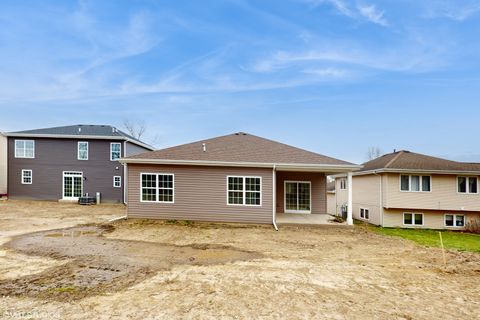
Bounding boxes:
[1,0,480,163]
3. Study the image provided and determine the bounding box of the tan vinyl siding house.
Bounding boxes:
[121,132,361,226]
[334,150,480,230]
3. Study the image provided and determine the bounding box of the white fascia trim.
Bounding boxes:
[333,168,480,177]
[118,158,362,172]
[5,133,155,151]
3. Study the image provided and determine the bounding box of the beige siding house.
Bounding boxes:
[334,151,480,230]
[0,132,7,196]
[121,132,360,228]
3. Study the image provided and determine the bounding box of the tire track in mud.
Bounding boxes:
[0,224,262,301]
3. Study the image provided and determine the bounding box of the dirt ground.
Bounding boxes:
[0,201,479,319]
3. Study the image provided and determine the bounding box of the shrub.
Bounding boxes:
[465,219,480,234]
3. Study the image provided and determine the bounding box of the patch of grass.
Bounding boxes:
[370,227,480,253]
[53,286,77,293]
[166,219,178,225]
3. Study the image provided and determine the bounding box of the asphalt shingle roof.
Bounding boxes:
[361,150,480,173]
[127,132,354,166]
[8,124,152,148]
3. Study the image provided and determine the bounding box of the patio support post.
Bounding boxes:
[347,172,353,225]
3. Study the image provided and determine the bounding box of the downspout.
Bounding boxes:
[374,171,384,227]
[272,165,278,231]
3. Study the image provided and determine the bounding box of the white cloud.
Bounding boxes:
[424,1,480,21]
[306,0,353,16]
[357,4,388,26]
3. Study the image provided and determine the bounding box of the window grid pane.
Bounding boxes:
[400,175,409,191]
[458,177,467,193]
[455,215,465,227]
[414,214,423,225]
[422,176,431,192]
[404,213,413,225]
[469,177,477,194]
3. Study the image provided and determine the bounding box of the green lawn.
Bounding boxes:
[370,227,480,253]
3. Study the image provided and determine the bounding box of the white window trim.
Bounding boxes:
[113,176,122,188]
[402,212,424,226]
[21,169,32,185]
[339,178,347,190]
[457,176,479,195]
[140,172,175,203]
[444,214,465,227]
[399,174,432,193]
[284,180,312,214]
[110,142,122,161]
[15,140,35,159]
[359,207,369,220]
[78,141,89,160]
[226,176,262,207]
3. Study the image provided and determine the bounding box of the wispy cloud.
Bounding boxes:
[422,1,480,21]
[357,4,388,26]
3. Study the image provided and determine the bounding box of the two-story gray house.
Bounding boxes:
[5,125,154,203]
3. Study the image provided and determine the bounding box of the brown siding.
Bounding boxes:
[8,138,124,202]
[0,134,7,194]
[127,164,273,224]
[385,173,480,211]
[383,208,480,230]
[275,171,326,214]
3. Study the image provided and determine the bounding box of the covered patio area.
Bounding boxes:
[272,165,357,229]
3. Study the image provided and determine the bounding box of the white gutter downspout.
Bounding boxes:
[272,165,278,231]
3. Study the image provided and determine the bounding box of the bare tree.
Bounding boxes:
[123,120,147,140]
[366,146,383,160]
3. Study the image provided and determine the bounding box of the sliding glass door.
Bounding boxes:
[284,181,311,213]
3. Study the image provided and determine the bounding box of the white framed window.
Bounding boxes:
[78,142,89,160]
[340,178,347,190]
[15,140,35,158]
[140,173,174,203]
[400,175,431,192]
[445,214,465,227]
[21,169,32,184]
[227,176,262,206]
[360,208,369,220]
[110,142,122,161]
[457,177,478,194]
[113,176,122,188]
[403,212,423,226]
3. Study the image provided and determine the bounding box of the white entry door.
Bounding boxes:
[63,171,83,199]
[285,181,311,214]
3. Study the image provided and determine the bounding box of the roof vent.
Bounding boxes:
[202,143,207,152]
[78,127,82,133]
[112,127,117,133]
[236,132,247,136]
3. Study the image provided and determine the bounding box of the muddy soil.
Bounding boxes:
[0,224,261,301]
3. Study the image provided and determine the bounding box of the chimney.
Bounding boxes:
[202,143,207,152]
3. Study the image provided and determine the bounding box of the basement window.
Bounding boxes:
[360,208,369,220]
[403,212,423,226]
[445,214,465,227]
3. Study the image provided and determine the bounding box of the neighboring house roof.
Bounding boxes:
[359,150,480,174]
[6,124,154,150]
[122,132,360,172]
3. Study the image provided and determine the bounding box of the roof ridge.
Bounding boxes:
[384,151,404,168]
